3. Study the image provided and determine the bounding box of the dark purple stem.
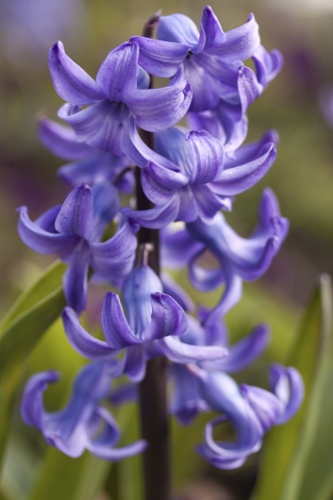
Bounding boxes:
[136,12,172,500]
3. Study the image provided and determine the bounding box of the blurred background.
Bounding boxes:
[0,0,333,499]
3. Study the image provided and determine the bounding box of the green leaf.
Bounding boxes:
[0,260,65,333]
[0,262,65,470]
[253,274,332,500]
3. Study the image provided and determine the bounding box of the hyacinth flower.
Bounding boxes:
[169,312,270,425]
[18,183,138,312]
[63,262,227,381]
[161,188,288,324]
[194,363,303,469]
[122,121,277,228]
[122,120,228,226]
[132,7,259,112]
[38,117,134,193]
[49,41,192,155]
[21,361,147,460]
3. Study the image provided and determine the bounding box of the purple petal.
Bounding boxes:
[87,437,147,460]
[101,293,140,349]
[188,248,225,291]
[21,371,59,428]
[127,79,192,132]
[161,271,195,312]
[141,163,188,205]
[240,385,283,433]
[123,345,147,382]
[237,66,263,113]
[211,142,277,196]
[62,306,116,359]
[17,206,77,255]
[269,364,304,424]
[161,224,203,269]
[207,13,260,61]
[91,220,137,282]
[185,130,224,183]
[55,184,94,241]
[121,197,180,229]
[198,6,226,52]
[48,41,102,105]
[159,336,227,363]
[142,292,189,342]
[253,45,283,87]
[157,13,199,47]
[58,101,131,155]
[63,241,90,313]
[96,42,138,102]
[170,365,209,425]
[130,37,189,78]
[203,271,243,326]
[217,324,270,372]
[224,130,279,169]
[38,117,92,160]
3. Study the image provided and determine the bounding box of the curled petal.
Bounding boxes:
[101,293,141,349]
[170,365,209,425]
[198,6,226,52]
[91,220,137,282]
[159,336,227,363]
[58,101,131,155]
[48,41,102,105]
[38,117,92,160]
[211,142,277,196]
[123,345,147,382]
[17,206,78,256]
[21,362,141,460]
[157,13,199,47]
[207,13,260,61]
[87,434,147,460]
[217,324,270,372]
[55,184,94,241]
[121,197,180,229]
[224,130,279,169]
[161,271,195,312]
[96,42,138,102]
[253,45,283,87]
[130,37,189,78]
[63,241,90,313]
[240,385,283,433]
[62,307,117,359]
[203,270,243,327]
[188,248,225,291]
[128,80,192,132]
[142,163,188,205]
[161,224,203,269]
[269,364,304,424]
[237,66,263,114]
[143,293,189,342]
[197,371,262,469]
[21,371,59,428]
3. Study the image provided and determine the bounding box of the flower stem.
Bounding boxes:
[136,13,172,500]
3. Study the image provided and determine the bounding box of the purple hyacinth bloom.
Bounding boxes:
[169,312,269,425]
[63,264,226,381]
[132,7,262,113]
[162,188,288,324]
[122,120,228,226]
[21,361,147,460]
[195,362,303,469]
[122,122,277,229]
[49,41,192,154]
[38,117,134,193]
[18,184,138,312]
